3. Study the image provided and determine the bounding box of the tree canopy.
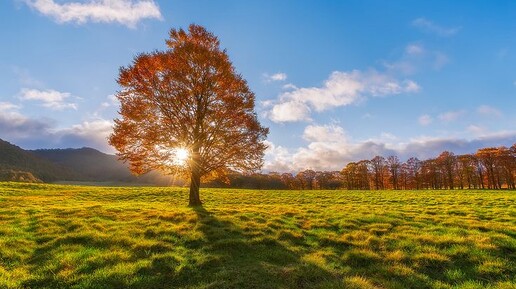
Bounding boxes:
[109,24,268,205]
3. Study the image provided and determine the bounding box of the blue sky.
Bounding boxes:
[1,0,515,172]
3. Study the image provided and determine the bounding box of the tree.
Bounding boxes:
[341,162,358,190]
[421,159,442,189]
[406,157,422,189]
[476,148,499,189]
[456,154,475,189]
[356,160,371,190]
[296,170,317,190]
[436,151,456,189]
[109,25,268,206]
[280,173,296,189]
[386,155,401,190]
[369,156,385,190]
[341,162,369,190]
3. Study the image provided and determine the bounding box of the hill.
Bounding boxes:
[31,147,134,182]
[0,139,78,182]
[31,147,182,185]
[0,138,181,185]
[0,183,514,288]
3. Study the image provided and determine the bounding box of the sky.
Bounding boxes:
[1,0,515,172]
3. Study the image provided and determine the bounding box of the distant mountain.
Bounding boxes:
[30,147,182,185]
[31,147,134,182]
[0,139,78,182]
[0,138,183,185]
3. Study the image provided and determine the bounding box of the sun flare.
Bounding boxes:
[173,147,190,166]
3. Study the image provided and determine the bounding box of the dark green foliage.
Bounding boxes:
[0,138,181,185]
[0,139,77,181]
[31,147,177,185]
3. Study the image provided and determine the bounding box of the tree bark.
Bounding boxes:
[188,145,202,206]
[189,166,202,206]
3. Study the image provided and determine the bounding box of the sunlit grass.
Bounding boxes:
[0,182,514,288]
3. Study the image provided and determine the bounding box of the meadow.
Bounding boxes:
[0,182,514,289]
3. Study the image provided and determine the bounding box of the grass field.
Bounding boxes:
[0,182,514,289]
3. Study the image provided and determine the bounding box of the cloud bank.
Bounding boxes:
[412,18,461,37]
[267,70,419,123]
[19,88,78,110]
[23,0,162,28]
[264,73,287,82]
[0,103,114,153]
[263,124,516,172]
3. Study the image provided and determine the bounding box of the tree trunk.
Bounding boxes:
[188,145,202,206]
[189,166,202,206]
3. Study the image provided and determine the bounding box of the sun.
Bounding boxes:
[173,147,190,166]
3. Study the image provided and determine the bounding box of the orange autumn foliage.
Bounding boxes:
[109,24,268,205]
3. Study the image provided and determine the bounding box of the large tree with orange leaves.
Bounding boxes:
[109,24,268,206]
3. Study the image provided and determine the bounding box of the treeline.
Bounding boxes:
[211,144,516,190]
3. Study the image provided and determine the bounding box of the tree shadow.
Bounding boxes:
[19,205,512,289]
[130,205,340,289]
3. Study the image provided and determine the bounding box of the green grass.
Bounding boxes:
[0,182,515,289]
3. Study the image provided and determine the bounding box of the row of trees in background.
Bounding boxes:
[340,145,515,190]
[210,144,516,190]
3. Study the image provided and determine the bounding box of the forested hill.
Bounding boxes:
[0,139,78,182]
[31,147,133,182]
[0,139,179,185]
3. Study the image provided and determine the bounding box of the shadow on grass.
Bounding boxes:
[19,205,515,289]
[131,205,338,289]
[22,206,339,289]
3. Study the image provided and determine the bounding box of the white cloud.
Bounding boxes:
[438,110,465,123]
[418,114,433,126]
[0,102,20,112]
[379,132,397,141]
[403,131,516,159]
[268,100,311,123]
[383,60,416,75]
[264,124,396,172]
[412,18,461,37]
[282,83,297,90]
[23,0,162,28]
[19,88,78,110]
[0,103,55,140]
[264,73,287,82]
[385,43,449,74]
[267,70,419,122]
[303,124,347,143]
[263,140,293,172]
[404,80,420,92]
[467,125,486,136]
[263,123,516,172]
[58,119,114,152]
[405,44,424,55]
[0,102,113,152]
[477,105,502,117]
[0,104,114,153]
